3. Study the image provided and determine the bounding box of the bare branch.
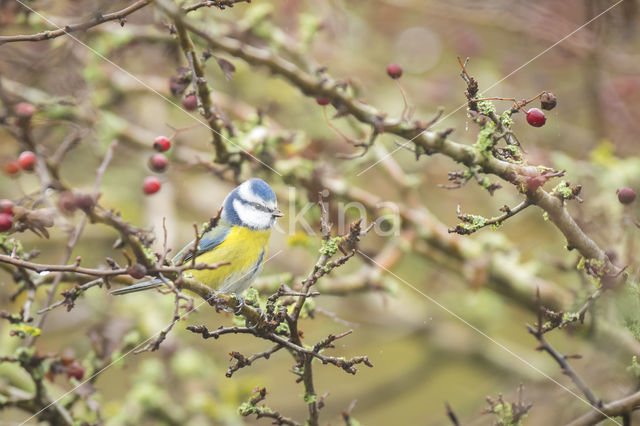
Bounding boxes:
[0,1,154,46]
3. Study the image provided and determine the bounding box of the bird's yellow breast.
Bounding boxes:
[190,226,271,291]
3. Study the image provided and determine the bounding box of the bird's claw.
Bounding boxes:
[233,296,245,315]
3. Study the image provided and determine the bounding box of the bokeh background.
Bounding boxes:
[1,0,640,424]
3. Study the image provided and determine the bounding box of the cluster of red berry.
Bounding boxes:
[3,150,36,177]
[143,136,171,195]
[0,103,38,232]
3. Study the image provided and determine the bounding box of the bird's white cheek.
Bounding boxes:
[233,199,272,229]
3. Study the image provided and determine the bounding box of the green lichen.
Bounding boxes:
[275,321,290,335]
[492,402,527,426]
[142,245,158,264]
[303,393,317,404]
[562,312,580,323]
[474,125,497,159]
[456,214,488,234]
[506,144,521,157]
[243,287,260,307]
[552,180,573,199]
[319,236,340,258]
[12,325,41,337]
[500,111,513,128]
[477,97,497,116]
[628,356,640,378]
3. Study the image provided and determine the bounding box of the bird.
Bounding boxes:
[111,178,283,296]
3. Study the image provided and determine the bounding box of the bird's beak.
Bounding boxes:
[272,209,284,217]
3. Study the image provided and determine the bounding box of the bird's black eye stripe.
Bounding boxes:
[250,202,270,212]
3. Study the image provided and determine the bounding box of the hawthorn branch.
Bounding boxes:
[449,200,531,235]
[173,17,228,162]
[566,390,640,426]
[0,255,228,280]
[184,0,251,12]
[34,140,118,334]
[0,0,154,45]
[528,289,599,407]
[166,13,621,285]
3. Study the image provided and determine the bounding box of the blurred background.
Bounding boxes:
[1,0,640,424]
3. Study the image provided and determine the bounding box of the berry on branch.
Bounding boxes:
[153,136,171,152]
[0,199,14,214]
[0,213,12,232]
[617,187,636,205]
[18,151,36,171]
[148,154,168,173]
[143,176,162,195]
[540,92,557,110]
[182,94,197,111]
[15,102,35,119]
[316,97,330,106]
[3,160,20,176]
[387,63,403,79]
[526,108,546,127]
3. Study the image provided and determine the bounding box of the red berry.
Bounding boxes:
[316,97,330,106]
[4,160,20,176]
[153,136,171,152]
[148,153,168,173]
[74,193,96,212]
[386,63,403,79]
[0,199,13,214]
[143,176,161,195]
[127,263,147,279]
[182,94,197,111]
[15,102,35,119]
[66,361,84,381]
[617,187,636,205]
[0,213,12,232]
[18,151,36,172]
[526,108,546,127]
[57,191,77,215]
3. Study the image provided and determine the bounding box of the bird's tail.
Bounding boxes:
[110,279,163,295]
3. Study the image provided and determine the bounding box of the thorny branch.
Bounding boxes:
[173,18,229,163]
[164,11,624,290]
[528,289,600,407]
[0,0,154,45]
[186,214,373,426]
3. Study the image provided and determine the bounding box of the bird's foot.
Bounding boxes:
[233,295,245,315]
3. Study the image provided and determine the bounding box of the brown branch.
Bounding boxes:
[528,289,600,407]
[0,0,154,46]
[566,390,640,426]
[165,14,622,287]
[184,0,251,12]
[240,388,302,426]
[33,140,118,334]
[0,254,227,278]
[172,17,228,162]
[226,345,284,377]
[449,200,531,235]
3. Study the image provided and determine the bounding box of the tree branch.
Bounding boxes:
[0,0,154,46]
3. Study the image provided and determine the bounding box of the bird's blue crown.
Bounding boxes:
[222,178,278,229]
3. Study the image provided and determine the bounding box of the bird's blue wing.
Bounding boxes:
[172,226,230,265]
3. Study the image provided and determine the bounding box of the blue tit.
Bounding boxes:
[111,178,283,296]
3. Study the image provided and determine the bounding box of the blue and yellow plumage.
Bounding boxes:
[111,178,282,296]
